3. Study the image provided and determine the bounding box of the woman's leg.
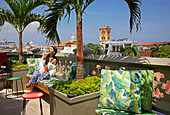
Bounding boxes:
[26,69,40,87]
[30,83,35,92]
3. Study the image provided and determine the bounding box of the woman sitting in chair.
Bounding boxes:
[25,46,57,92]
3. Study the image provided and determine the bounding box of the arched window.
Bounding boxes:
[102,30,105,34]
[102,36,105,40]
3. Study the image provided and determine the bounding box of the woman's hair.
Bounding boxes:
[45,46,57,65]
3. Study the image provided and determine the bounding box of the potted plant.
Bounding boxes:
[49,76,101,115]
[8,56,28,91]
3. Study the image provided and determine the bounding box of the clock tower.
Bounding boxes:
[99,25,111,44]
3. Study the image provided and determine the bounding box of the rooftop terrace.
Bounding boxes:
[0,88,50,115]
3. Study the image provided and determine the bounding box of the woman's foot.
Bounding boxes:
[25,84,30,88]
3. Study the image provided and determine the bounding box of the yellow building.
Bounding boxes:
[99,25,111,44]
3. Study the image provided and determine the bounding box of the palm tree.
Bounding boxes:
[0,0,45,64]
[42,0,142,80]
[150,44,161,57]
[94,45,104,55]
[123,45,140,57]
[86,43,104,55]
[86,43,94,49]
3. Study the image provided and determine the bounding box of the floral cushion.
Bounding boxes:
[95,108,131,115]
[39,77,61,87]
[98,69,142,113]
[95,108,155,115]
[26,74,63,88]
[27,58,41,74]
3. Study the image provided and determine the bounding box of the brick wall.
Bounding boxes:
[140,50,151,57]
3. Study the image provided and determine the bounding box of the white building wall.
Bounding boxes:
[60,44,77,54]
[103,40,135,56]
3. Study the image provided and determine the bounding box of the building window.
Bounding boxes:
[112,46,115,52]
[102,36,105,40]
[105,44,109,48]
[102,30,105,34]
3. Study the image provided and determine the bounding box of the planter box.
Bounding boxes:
[10,68,28,91]
[49,88,100,115]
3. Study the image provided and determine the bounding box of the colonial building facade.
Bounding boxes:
[102,39,135,56]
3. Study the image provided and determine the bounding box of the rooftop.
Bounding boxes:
[0,88,50,115]
[137,42,170,46]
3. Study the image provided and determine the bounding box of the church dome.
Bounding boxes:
[70,33,76,42]
[30,41,33,45]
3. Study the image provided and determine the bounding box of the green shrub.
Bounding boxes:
[52,75,101,96]
[8,56,27,69]
[12,64,28,69]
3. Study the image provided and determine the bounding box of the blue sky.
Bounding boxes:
[0,0,170,46]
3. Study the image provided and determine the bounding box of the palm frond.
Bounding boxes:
[82,0,95,13]
[42,0,75,43]
[4,0,45,30]
[124,0,142,33]
[23,13,44,32]
[123,45,140,57]
[150,44,161,57]
[0,7,18,32]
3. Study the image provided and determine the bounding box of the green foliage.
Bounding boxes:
[42,0,141,42]
[12,64,28,69]
[123,45,140,57]
[158,44,170,58]
[0,0,45,64]
[7,56,27,69]
[52,75,101,96]
[86,43,104,55]
[150,44,161,57]
[120,47,125,53]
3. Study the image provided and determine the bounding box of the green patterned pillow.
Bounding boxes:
[65,61,77,80]
[27,58,41,74]
[120,70,154,112]
[140,70,154,112]
[98,69,142,113]
[95,108,155,115]
[95,108,131,115]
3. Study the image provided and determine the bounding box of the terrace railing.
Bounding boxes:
[84,54,170,114]
[55,53,76,79]
[55,53,170,114]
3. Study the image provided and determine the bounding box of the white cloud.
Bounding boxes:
[0,21,40,33]
[24,21,40,32]
[0,22,16,33]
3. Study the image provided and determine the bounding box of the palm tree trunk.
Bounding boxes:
[76,15,84,81]
[19,31,23,65]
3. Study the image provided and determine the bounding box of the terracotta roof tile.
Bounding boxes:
[137,42,170,46]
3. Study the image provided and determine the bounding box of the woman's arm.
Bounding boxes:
[50,59,57,65]
[39,54,47,74]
